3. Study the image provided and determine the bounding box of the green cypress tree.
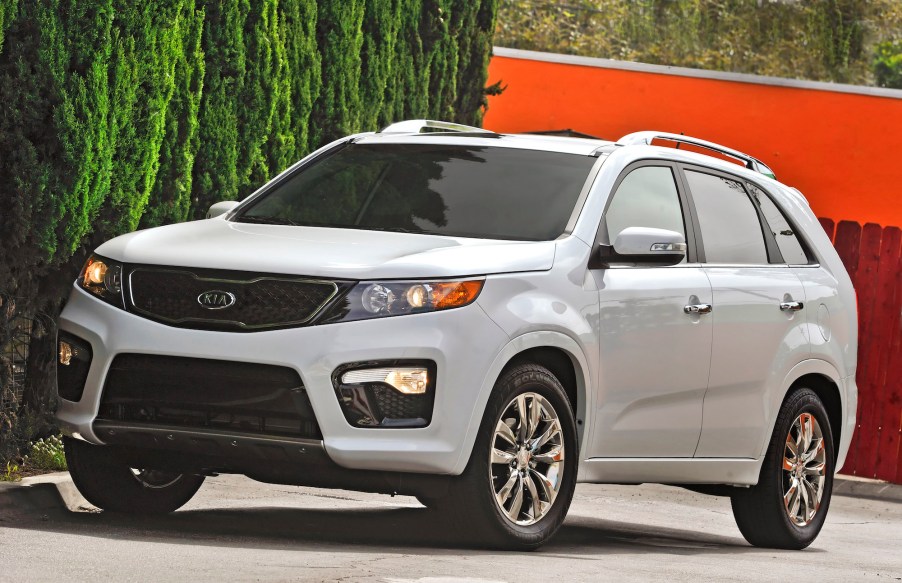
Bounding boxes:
[422,0,457,120]
[360,0,402,132]
[38,0,115,263]
[263,4,294,176]
[452,0,498,126]
[280,0,320,159]
[0,1,58,296]
[0,0,19,53]
[382,0,426,124]
[141,1,205,227]
[310,0,365,147]
[237,0,282,198]
[100,1,184,237]
[191,0,248,219]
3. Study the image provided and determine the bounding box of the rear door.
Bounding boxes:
[680,167,810,459]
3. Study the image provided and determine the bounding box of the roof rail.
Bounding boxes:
[379,119,495,135]
[618,131,776,179]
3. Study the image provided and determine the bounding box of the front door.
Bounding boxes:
[588,164,713,458]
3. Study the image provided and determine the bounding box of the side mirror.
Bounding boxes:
[206,200,240,219]
[595,227,687,267]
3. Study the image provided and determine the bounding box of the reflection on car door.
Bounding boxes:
[682,169,810,459]
[589,164,713,458]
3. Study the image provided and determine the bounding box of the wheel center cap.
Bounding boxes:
[517,448,530,469]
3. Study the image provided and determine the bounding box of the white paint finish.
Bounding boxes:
[471,236,600,461]
[97,220,555,280]
[694,266,809,458]
[589,266,713,458]
[57,125,858,492]
[580,457,761,485]
[205,200,239,219]
[817,303,831,341]
[612,226,686,257]
[794,266,855,377]
[57,286,510,475]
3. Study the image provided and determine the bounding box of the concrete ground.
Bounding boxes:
[1,473,900,582]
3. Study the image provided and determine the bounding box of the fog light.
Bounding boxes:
[341,367,429,394]
[59,341,74,366]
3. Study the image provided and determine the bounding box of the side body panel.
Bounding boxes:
[695,267,809,458]
[589,266,713,457]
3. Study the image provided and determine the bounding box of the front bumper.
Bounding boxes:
[56,286,510,475]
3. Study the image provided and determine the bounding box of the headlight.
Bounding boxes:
[77,254,124,308]
[321,279,484,323]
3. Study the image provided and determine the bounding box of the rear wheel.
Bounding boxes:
[65,437,204,514]
[438,364,578,550]
[731,388,834,549]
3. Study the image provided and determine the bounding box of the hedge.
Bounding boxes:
[0,0,499,415]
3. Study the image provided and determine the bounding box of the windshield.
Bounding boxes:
[235,143,596,241]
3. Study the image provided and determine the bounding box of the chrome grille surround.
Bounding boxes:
[127,267,340,331]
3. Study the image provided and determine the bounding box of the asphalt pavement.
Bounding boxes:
[1,473,900,582]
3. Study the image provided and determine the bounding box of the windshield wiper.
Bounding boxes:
[235,215,298,226]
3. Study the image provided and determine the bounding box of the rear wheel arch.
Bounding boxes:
[786,373,843,466]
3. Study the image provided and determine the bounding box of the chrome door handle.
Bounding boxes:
[684,303,713,315]
[780,301,804,312]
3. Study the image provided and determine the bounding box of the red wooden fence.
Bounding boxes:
[819,218,902,483]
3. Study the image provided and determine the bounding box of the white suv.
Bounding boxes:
[57,120,857,550]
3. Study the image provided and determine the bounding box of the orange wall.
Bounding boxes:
[484,54,902,227]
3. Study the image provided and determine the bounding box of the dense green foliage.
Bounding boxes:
[874,41,902,89]
[0,0,499,449]
[496,0,902,86]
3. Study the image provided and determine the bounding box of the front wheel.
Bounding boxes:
[439,364,578,550]
[64,437,204,514]
[731,388,835,549]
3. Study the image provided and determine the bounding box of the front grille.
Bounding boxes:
[128,267,342,331]
[98,354,321,439]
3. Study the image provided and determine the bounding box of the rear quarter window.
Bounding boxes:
[748,184,810,265]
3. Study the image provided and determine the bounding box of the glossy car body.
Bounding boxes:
[57,122,857,533]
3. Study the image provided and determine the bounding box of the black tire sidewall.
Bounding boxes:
[64,437,203,514]
[464,364,579,547]
[766,391,835,543]
[732,388,836,549]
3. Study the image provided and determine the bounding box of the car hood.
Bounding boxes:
[96,219,556,279]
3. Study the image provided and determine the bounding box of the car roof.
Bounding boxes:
[357,121,782,188]
[355,131,613,157]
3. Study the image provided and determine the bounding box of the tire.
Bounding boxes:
[64,437,205,514]
[438,364,578,550]
[730,388,835,549]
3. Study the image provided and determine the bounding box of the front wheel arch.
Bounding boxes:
[452,331,594,476]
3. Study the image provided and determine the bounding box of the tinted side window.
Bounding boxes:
[748,184,809,265]
[605,166,686,242]
[685,170,767,264]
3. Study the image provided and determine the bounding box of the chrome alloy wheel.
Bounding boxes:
[782,412,827,526]
[489,392,565,526]
[130,469,184,489]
